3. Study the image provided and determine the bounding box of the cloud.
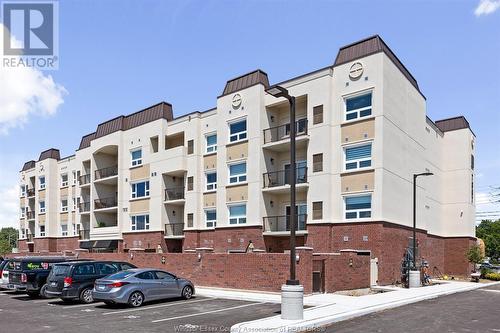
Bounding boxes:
[0,24,67,134]
[474,0,500,16]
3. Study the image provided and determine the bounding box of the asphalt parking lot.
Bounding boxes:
[325,283,500,333]
[0,290,280,332]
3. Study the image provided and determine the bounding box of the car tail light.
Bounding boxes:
[0,270,2,278]
[110,281,128,288]
[63,277,73,288]
[21,273,27,283]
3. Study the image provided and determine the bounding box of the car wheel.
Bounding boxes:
[79,287,94,304]
[182,286,193,300]
[40,284,48,298]
[128,291,144,307]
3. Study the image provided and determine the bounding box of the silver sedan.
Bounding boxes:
[92,268,194,307]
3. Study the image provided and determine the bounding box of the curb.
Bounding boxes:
[231,281,500,333]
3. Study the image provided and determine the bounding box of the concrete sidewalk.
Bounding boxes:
[224,280,500,333]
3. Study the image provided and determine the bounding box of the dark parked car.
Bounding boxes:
[93,268,194,307]
[7,257,90,297]
[45,261,136,303]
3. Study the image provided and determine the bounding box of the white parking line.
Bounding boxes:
[59,302,101,309]
[480,289,500,293]
[151,302,265,323]
[32,298,57,303]
[102,298,213,316]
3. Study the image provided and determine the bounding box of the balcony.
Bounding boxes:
[163,146,187,175]
[26,188,35,197]
[262,167,308,193]
[26,211,35,220]
[263,119,309,151]
[94,165,118,182]
[263,214,308,235]
[79,229,90,240]
[164,223,184,239]
[94,197,117,211]
[78,202,91,213]
[164,187,185,204]
[79,174,91,186]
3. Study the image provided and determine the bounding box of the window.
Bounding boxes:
[61,174,68,187]
[313,153,323,172]
[155,271,175,280]
[131,149,142,167]
[131,215,150,231]
[345,92,372,121]
[72,171,77,185]
[187,176,194,191]
[206,134,217,153]
[187,139,194,154]
[96,263,117,275]
[61,199,68,212]
[187,213,194,228]
[20,185,26,196]
[471,174,474,203]
[285,118,307,136]
[137,271,156,280]
[345,195,372,219]
[39,176,46,190]
[20,207,25,218]
[229,204,246,224]
[73,223,78,236]
[471,154,474,170]
[39,201,45,213]
[313,105,324,124]
[150,136,159,153]
[229,119,247,142]
[39,225,45,237]
[313,202,323,220]
[229,162,247,184]
[345,143,372,171]
[205,209,216,228]
[61,224,68,236]
[131,181,150,198]
[206,172,217,191]
[72,198,76,211]
[74,264,95,276]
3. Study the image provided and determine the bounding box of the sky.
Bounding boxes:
[0,0,499,228]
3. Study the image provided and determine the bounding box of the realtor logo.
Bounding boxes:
[2,0,59,69]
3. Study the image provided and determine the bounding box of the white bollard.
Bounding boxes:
[281,284,304,320]
[409,270,421,288]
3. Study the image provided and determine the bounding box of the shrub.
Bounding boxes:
[481,268,493,278]
[484,272,500,281]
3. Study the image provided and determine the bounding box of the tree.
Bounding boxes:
[0,227,18,255]
[466,244,483,272]
[476,219,500,263]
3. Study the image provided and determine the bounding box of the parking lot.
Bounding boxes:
[0,290,280,332]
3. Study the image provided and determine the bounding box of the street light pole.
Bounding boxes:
[410,172,433,287]
[266,85,302,319]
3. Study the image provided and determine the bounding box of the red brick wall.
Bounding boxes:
[183,226,266,252]
[324,252,370,292]
[122,231,165,252]
[56,237,80,252]
[444,237,476,276]
[33,238,57,252]
[17,240,29,252]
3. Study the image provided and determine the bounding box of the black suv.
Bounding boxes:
[45,261,136,303]
[8,256,86,297]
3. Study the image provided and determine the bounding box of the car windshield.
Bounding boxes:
[52,264,71,276]
[104,270,135,280]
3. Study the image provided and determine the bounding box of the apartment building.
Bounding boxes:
[18,35,475,282]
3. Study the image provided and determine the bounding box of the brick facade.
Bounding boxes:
[122,231,166,252]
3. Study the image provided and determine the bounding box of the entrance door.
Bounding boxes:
[370,258,378,286]
[285,204,307,231]
[312,260,325,293]
[284,161,307,185]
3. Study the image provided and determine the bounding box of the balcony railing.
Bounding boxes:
[78,202,91,212]
[164,223,184,237]
[263,119,308,144]
[263,214,307,232]
[94,197,117,210]
[95,165,118,180]
[79,230,90,240]
[79,174,91,185]
[26,211,35,220]
[26,188,35,197]
[263,167,308,188]
[165,187,185,201]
